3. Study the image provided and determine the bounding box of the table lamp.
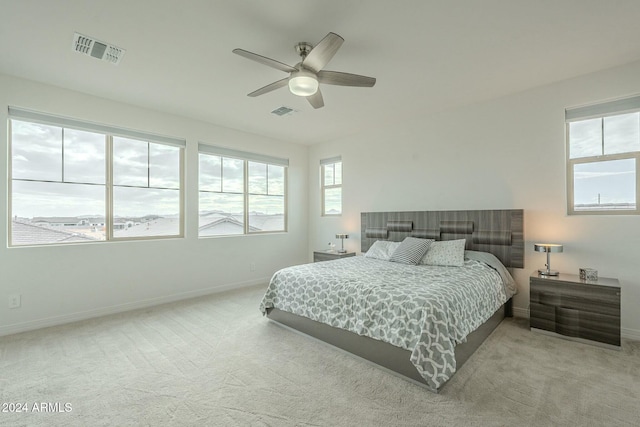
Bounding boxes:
[534,243,563,276]
[335,234,349,253]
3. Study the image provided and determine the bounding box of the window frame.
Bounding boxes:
[566,96,640,216]
[8,108,185,246]
[109,136,185,241]
[320,157,342,217]
[246,161,287,234]
[198,143,288,237]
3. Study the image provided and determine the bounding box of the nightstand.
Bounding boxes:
[530,272,621,349]
[313,251,356,262]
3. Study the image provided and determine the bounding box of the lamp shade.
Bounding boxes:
[534,243,563,253]
[288,69,318,96]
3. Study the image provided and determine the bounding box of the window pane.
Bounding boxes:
[113,137,148,187]
[199,192,245,236]
[11,180,106,245]
[248,162,267,194]
[268,165,285,195]
[334,162,342,185]
[222,158,244,193]
[604,113,640,155]
[573,159,636,211]
[324,187,342,215]
[323,164,335,186]
[113,187,180,237]
[248,195,284,232]
[64,129,106,184]
[199,154,221,192]
[149,143,180,189]
[11,120,62,181]
[569,118,602,159]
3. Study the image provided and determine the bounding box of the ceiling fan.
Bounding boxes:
[232,32,376,109]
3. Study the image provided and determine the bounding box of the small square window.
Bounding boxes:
[566,100,640,215]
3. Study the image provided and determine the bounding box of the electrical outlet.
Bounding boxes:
[250,262,256,271]
[9,294,21,309]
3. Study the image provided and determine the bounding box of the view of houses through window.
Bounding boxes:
[9,110,185,246]
[9,111,289,245]
[198,144,287,236]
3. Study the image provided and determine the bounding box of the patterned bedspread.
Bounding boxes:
[259,256,508,390]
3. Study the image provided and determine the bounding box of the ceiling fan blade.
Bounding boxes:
[302,32,344,73]
[232,48,297,73]
[306,88,324,109]
[247,78,289,97]
[317,70,376,87]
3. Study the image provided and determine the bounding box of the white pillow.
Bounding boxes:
[389,237,434,265]
[421,239,466,267]
[364,240,401,261]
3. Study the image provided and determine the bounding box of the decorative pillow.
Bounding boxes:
[389,237,434,265]
[364,240,401,261]
[421,239,466,267]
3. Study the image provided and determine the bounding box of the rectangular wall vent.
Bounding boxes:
[72,32,126,65]
[271,106,295,116]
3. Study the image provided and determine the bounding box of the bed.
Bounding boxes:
[260,209,524,392]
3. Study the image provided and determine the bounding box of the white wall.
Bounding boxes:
[309,60,640,340]
[0,73,309,336]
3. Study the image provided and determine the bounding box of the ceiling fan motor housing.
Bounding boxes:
[295,42,314,58]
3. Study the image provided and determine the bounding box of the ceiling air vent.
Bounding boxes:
[271,106,296,117]
[72,32,126,65]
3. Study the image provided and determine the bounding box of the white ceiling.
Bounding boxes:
[3,0,640,145]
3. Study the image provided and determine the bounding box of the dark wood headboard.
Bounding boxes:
[361,209,524,268]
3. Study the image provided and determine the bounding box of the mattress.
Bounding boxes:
[260,255,510,390]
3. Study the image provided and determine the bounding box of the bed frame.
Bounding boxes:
[266,209,524,392]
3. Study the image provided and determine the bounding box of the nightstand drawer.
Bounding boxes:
[575,310,620,346]
[555,307,580,337]
[530,283,620,317]
[530,302,556,331]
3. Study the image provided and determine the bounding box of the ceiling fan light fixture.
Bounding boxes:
[288,69,318,96]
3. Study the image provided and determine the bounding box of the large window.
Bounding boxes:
[321,156,342,216]
[198,143,287,236]
[566,96,640,214]
[9,108,185,246]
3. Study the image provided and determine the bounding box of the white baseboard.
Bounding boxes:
[621,327,640,341]
[513,306,529,318]
[512,305,640,341]
[0,278,269,338]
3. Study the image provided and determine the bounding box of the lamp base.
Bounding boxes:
[538,269,559,276]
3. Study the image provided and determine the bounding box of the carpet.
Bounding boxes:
[1,285,638,426]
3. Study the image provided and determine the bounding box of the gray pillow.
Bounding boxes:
[389,237,434,265]
[421,239,466,267]
[365,240,401,261]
